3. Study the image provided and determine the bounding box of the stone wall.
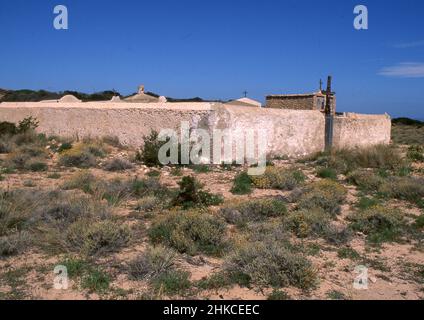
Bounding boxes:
[332,113,391,149]
[0,102,213,146]
[0,102,391,158]
[266,95,315,110]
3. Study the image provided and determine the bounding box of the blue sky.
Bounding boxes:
[1,0,423,119]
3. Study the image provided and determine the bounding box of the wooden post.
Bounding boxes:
[324,76,334,152]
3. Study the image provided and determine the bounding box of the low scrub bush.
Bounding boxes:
[297,180,347,217]
[349,206,405,244]
[378,176,424,205]
[252,167,306,190]
[62,170,97,193]
[129,245,176,281]
[58,141,108,168]
[316,167,337,180]
[356,196,380,210]
[337,247,360,260]
[103,157,134,171]
[151,269,191,295]
[230,172,253,195]
[62,172,168,204]
[134,196,163,213]
[66,220,131,255]
[81,268,111,293]
[0,121,18,136]
[316,145,404,175]
[148,211,227,256]
[285,208,331,238]
[136,131,165,167]
[172,176,223,209]
[220,198,287,225]
[225,241,317,290]
[0,231,32,257]
[347,170,384,192]
[4,145,47,170]
[101,136,123,148]
[407,145,424,162]
[267,289,291,300]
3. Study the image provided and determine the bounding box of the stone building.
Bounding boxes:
[225,97,262,108]
[266,91,336,114]
[124,85,159,103]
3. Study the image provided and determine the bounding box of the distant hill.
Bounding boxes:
[0,89,121,102]
[0,88,219,103]
[392,117,424,127]
[142,91,223,103]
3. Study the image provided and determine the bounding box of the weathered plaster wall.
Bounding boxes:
[0,102,391,158]
[0,102,213,146]
[211,105,325,159]
[332,113,391,149]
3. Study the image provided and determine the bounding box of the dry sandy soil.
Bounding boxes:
[0,135,423,301]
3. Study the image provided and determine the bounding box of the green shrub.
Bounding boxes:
[196,272,231,290]
[58,147,97,168]
[356,196,380,210]
[267,289,291,300]
[103,157,134,171]
[0,122,18,136]
[191,164,210,173]
[327,290,347,300]
[252,167,306,190]
[25,159,48,172]
[66,220,131,255]
[225,241,317,290]
[81,268,110,293]
[407,145,424,162]
[149,211,227,256]
[220,198,287,225]
[230,172,253,195]
[17,116,39,133]
[348,169,384,192]
[298,180,347,216]
[317,167,337,180]
[151,270,191,295]
[136,131,165,167]
[414,215,424,229]
[337,247,360,260]
[57,142,73,153]
[58,141,108,168]
[349,206,405,244]
[286,208,330,238]
[172,176,223,209]
[129,245,176,280]
[59,257,89,278]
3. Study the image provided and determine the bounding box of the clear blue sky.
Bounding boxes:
[1,0,423,119]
